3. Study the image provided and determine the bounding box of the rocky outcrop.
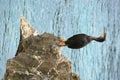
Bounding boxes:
[4,16,80,80]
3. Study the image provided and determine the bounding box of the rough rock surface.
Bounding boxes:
[4,16,80,80]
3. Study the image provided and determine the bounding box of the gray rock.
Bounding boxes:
[4,16,80,80]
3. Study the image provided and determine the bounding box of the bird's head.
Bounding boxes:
[99,28,106,42]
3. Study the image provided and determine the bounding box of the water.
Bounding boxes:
[0,0,120,80]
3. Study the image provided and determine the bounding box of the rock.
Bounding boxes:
[4,16,80,80]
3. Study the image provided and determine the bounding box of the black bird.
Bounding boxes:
[58,30,106,49]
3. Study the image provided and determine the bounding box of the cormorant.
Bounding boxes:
[58,30,106,49]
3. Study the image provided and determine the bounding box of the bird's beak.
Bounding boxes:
[101,27,106,39]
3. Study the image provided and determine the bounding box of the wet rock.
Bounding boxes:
[4,16,80,80]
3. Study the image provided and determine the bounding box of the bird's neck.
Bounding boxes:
[90,36,104,42]
[90,32,106,42]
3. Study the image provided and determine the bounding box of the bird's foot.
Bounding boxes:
[57,37,66,47]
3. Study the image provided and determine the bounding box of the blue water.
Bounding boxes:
[0,0,120,80]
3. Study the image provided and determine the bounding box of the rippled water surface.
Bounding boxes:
[0,0,120,80]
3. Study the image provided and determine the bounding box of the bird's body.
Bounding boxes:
[58,30,106,49]
[65,34,91,49]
